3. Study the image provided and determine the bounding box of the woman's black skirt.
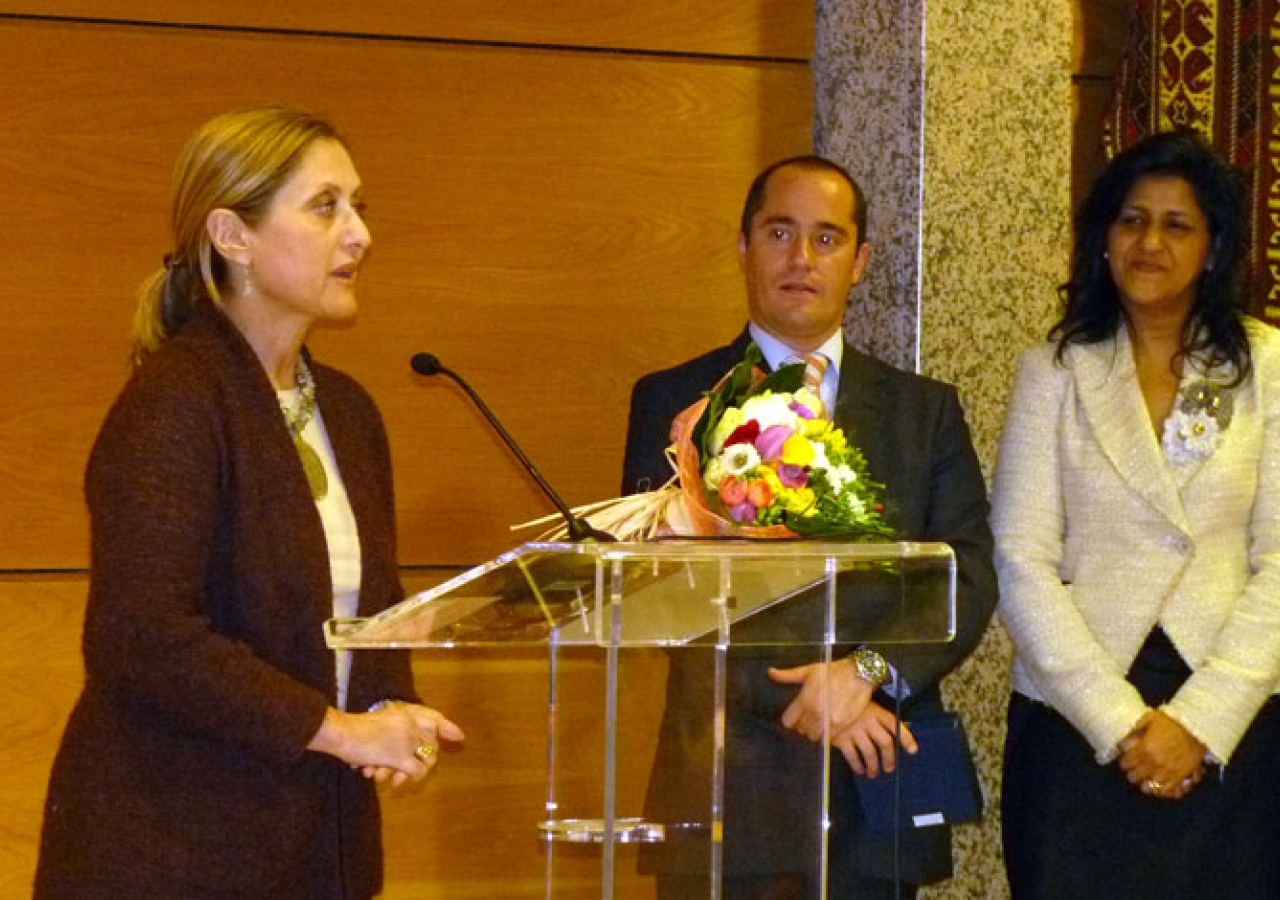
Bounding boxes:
[1002,626,1280,900]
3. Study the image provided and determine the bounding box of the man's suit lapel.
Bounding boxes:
[831,347,889,467]
[1069,334,1192,533]
[725,329,755,375]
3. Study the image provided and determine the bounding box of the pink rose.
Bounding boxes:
[718,474,748,506]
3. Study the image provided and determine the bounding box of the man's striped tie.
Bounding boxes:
[802,352,828,417]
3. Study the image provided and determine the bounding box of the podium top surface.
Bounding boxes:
[326,540,956,649]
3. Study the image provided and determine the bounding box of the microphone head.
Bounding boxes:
[410,352,443,376]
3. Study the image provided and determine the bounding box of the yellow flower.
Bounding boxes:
[758,465,783,492]
[781,433,815,466]
[802,418,831,440]
[824,428,849,456]
[780,486,817,515]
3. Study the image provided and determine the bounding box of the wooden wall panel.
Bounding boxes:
[383,646,668,899]
[0,576,671,899]
[1072,0,1128,214]
[0,16,812,569]
[1,2,812,895]
[9,1,812,59]
[0,579,86,899]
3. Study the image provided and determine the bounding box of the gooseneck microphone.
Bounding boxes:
[410,352,615,542]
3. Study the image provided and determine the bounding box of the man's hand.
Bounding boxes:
[768,658,875,740]
[833,702,918,777]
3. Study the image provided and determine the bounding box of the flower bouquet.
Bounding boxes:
[517,343,892,541]
[668,342,892,539]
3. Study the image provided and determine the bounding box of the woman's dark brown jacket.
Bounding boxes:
[35,303,417,900]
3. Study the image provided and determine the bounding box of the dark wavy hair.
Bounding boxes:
[1052,128,1251,385]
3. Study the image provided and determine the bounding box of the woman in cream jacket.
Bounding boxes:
[994,130,1280,899]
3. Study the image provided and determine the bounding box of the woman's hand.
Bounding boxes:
[309,701,465,787]
[1118,709,1205,800]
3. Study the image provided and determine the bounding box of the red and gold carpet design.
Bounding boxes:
[1105,0,1280,325]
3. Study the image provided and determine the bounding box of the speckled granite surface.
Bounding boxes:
[815,1,1072,896]
[815,0,925,370]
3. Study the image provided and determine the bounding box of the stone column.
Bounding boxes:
[815,1,1072,896]
[815,0,925,369]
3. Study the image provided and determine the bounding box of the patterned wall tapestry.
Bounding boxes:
[1105,0,1280,326]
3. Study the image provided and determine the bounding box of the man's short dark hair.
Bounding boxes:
[739,155,868,245]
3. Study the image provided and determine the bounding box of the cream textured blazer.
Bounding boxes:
[993,319,1280,764]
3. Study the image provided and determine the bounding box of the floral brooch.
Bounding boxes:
[1161,380,1234,465]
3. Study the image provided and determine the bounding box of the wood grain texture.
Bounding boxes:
[0,17,812,569]
[0,579,86,900]
[0,576,670,899]
[2,4,812,891]
[1072,0,1128,212]
[9,0,813,59]
[384,647,667,899]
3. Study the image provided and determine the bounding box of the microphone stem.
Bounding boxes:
[436,367,612,542]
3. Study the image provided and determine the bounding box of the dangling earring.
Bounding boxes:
[241,260,255,297]
[1102,250,1109,260]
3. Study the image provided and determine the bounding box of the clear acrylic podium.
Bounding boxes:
[326,539,955,900]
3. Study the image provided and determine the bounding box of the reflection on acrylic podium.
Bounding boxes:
[327,540,955,900]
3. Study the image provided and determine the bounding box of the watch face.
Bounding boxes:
[856,649,888,685]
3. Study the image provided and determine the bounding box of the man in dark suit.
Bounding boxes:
[622,156,997,899]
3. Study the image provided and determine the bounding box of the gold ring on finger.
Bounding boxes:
[414,743,437,764]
